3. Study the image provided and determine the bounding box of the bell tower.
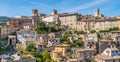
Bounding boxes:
[32,9,38,16]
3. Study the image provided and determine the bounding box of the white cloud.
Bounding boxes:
[63,0,109,13]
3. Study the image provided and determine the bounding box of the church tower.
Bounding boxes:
[32,9,38,16]
[94,9,100,17]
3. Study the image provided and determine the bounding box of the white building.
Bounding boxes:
[85,34,98,42]
[95,47,120,62]
[42,15,58,22]
[17,29,38,44]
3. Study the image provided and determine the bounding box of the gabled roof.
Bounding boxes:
[95,54,120,60]
[106,47,119,51]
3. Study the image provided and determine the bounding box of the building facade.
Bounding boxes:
[95,47,120,62]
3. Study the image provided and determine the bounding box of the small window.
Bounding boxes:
[116,51,118,53]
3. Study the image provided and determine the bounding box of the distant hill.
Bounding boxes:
[0,16,9,22]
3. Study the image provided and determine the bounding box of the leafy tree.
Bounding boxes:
[74,39,84,48]
[37,21,46,27]
[74,30,87,35]
[109,27,119,31]
[63,41,71,44]
[56,19,61,30]
[67,31,73,34]
[110,41,115,45]
[35,21,61,34]
[113,27,119,31]
[99,30,110,32]
[49,26,58,32]
[36,58,42,62]
[60,37,69,42]
[0,41,7,53]
[26,43,36,52]
[31,51,56,62]
[90,30,96,33]
[70,42,76,47]
[41,50,51,60]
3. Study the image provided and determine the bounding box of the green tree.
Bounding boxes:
[63,41,71,44]
[0,41,7,53]
[109,27,119,31]
[110,41,115,45]
[113,27,119,31]
[26,43,36,52]
[37,21,46,27]
[74,30,87,35]
[74,39,84,48]
[79,30,86,34]
[90,30,96,33]
[41,50,51,60]
[35,21,48,34]
[99,30,110,32]
[35,21,61,33]
[36,58,42,62]
[56,19,61,30]
[67,31,73,34]
[60,37,69,42]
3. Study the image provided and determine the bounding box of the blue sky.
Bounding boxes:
[0,0,120,17]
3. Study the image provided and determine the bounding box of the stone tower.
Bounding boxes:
[94,9,100,17]
[32,9,39,26]
[51,9,57,15]
[32,9,38,16]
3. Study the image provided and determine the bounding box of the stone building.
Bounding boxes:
[8,9,40,29]
[0,23,9,39]
[17,29,38,44]
[76,16,119,32]
[97,39,112,54]
[32,9,38,16]
[42,15,58,23]
[58,9,120,32]
[76,48,95,62]
[111,31,120,42]
[9,17,32,29]
[59,13,80,29]
[95,47,120,62]
[51,44,70,61]
[8,35,16,51]
[47,32,62,47]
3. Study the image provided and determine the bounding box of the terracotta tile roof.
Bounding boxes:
[106,47,119,51]
[95,54,120,60]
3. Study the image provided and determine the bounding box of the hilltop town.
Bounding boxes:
[0,9,120,62]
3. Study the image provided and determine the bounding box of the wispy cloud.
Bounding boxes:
[63,0,109,13]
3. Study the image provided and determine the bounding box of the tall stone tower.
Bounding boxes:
[32,9,38,16]
[51,9,57,15]
[32,9,39,26]
[94,9,100,17]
